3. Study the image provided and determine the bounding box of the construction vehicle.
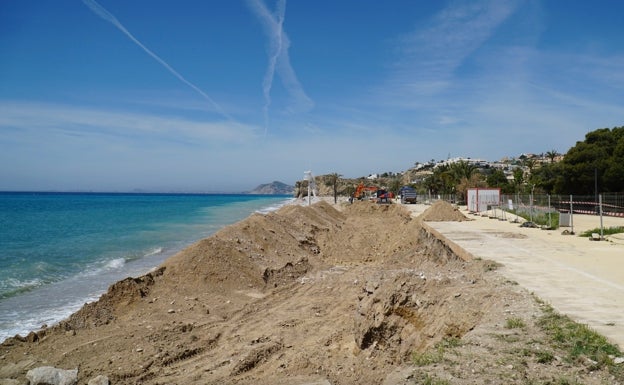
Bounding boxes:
[351,183,395,204]
[353,182,378,201]
[375,189,394,204]
[399,186,417,204]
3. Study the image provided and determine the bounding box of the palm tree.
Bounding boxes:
[324,173,342,204]
[546,149,559,163]
[449,161,480,202]
[450,161,477,181]
[294,181,303,199]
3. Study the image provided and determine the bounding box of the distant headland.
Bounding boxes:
[247,181,294,195]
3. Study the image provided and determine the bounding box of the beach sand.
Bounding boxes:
[1,199,623,384]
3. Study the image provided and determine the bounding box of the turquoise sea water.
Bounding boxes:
[0,192,292,341]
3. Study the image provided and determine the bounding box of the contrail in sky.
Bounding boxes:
[262,0,285,135]
[82,0,231,120]
[247,0,313,135]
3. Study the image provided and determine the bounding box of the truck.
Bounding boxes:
[399,186,417,204]
[375,189,393,204]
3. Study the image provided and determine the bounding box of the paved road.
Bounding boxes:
[408,204,624,349]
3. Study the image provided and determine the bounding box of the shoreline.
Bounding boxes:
[5,197,621,344]
[0,195,294,342]
[2,198,623,384]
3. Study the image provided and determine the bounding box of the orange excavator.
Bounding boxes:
[353,182,377,200]
[352,182,394,203]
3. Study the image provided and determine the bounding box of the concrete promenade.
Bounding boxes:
[408,203,624,348]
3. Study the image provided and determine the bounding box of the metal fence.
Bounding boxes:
[422,191,624,219]
[500,193,624,218]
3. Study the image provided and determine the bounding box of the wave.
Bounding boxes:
[0,294,97,342]
[0,277,45,300]
[255,198,295,214]
[0,245,166,300]
[104,258,126,270]
[144,246,163,257]
[100,246,165,272]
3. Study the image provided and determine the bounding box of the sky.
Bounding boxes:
[1,0,623,192]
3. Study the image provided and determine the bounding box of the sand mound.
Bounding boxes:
[4,200,616,385]
[160,201,346,296]
[419,200,469,222]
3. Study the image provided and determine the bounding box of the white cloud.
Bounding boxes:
[247,0,314,132]
[0,101,259,145]
[390,0,521,96]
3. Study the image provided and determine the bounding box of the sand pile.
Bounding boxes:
[2,200,618,385]
[419,200,469,222]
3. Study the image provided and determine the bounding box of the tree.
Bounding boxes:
[603,135,624,191]
[545,149,559,163]
[486,169,512,193]
[512,168,525,193]
[424,164,455,196]
[324,173,342,204]
[555,126,624,194]
[531,163,560,194]
[388,177,402,197]
[456,173,486,203]
[523,158,536,174]
[294,180,303,198]
[450,161,481,202]
[450,161,477,181]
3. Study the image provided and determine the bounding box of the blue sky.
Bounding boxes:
[1,0,623,192]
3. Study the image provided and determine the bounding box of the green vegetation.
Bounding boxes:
[322,173,342,204]
[534,350,555,364]
[513,126,624,195]
[418,374,451,385]
[412,348,444,366]
[412,337,462,366]
[537,303,624,378]
[554,126,624,194]
[302,126,624,203]
[410,295,624,383]
[505,317,526,329]
[506,209,560,229]
[423,161,486,203]
[420,126,624,198]
[579,226,624,237]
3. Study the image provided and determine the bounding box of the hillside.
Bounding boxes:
[248,181,294,195]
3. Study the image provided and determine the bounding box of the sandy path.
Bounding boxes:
[405,202,624,348]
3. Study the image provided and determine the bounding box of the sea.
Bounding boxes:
[0,192,293,342]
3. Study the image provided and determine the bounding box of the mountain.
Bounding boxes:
[247,181,294,195]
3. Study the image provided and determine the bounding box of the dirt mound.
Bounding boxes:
[56,267,165,332]
[320,201,419,264]
[2,200,620,385]
[159,201,345,297]
[419,200,469,222]
[354,265,488,360]
[344,200,411,219]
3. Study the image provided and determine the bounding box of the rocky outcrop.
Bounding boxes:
[247,181,294,194]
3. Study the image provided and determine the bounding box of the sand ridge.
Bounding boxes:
[1,200,622,384]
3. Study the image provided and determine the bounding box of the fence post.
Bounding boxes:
[548,195,551,228]
[569,194,574,234]
[530,188,534,222]
[600,194,604,239]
